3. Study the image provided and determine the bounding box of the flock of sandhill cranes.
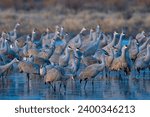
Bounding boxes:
[0,23,150,91]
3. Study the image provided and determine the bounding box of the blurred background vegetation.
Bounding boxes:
[0,0,150,35]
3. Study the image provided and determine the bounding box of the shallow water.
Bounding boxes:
[0,39,149,100]
[0,70,150,100]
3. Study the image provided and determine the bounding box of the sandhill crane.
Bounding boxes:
[0,58,19,78]
[136,31,146,45]
[46,25,60,40]
[49,53,60,66]
[115,31,125,50]
[38,44,55,59]
[42,28,50,48]
[128,37,139,61]
[0,39,8,55]
[0,36,19,62]
[18,61,40,81]
[42,27,59,48]
[139,37,150,51]
[93,49,109,61]
[68,27,86,49]
[15,35,29,48]
[136,41,149,60]
[98,33,107,49]
[89,29,94,41]
[134,44,150,74]
[81,32,102,57]
[110,45,131,75]
[103,31,118,54]
[60,26,66,39]
[31,28,37,42]
[70,48,82,76]
[40,66,73,92]
[8,23,20,42]
[0,32,7,47]
[105,49,114,68]
[0,24,150,94]
[79,26,100,52]
[79,54,106,89]
[79,28,94,50]
[49,39,67,65]
[28,55,50,66]
[92,25,100,40]
[59,46,71,67]
[81,55,99,66]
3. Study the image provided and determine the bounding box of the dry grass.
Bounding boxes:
[0,0,150,11]
[62,18,83,31]
[0,0,150,35]
[0,8,150,36]
[136,0,150,6]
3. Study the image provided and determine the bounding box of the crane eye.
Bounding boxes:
[76,47,80,50]
[68,46,72,49]
[125,45,128,48]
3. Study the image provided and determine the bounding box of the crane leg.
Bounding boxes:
[27,73,30,83]
[92,79,94,89]
[63,83,67,92]
[84,79,88,90]
[53,82,56,92]
[49,82,55,92]
[80,79,82,84]
[143,70,145,78]
[59,82,62,92]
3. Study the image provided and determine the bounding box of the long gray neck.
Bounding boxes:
[139,39,150,51]
[96,26,100,38]
[31,32,35,41]
[46,31,49,39]
[121,48,127,62]
[13,29,17,37]
[128,37,132,48]
[116,34,123,49]
[101,56,105,65]
[14,40,19,50]
[95,33,101,47]
[97,55,105,71]
[111,34,117,46]
[5,40,8,51]
[53,32,58,40]
[144,46,150,62]
[60,28,64,37]
[0,59,16,73]
[23,44,28,55]
[71,56,77,73]
[0,38,5,48]
[89,30,93,41]
[64,47,70,61]
[102,34,107,42]
[14,24,19,30]
[110,49,114,59]
[75,34,82,48]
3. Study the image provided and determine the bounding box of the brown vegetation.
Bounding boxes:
[0,0,150,35]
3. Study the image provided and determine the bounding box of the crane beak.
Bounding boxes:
[16,59,19,63]
[71,76,74,80]
[125,45,128,48]
[76,47,80,51]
